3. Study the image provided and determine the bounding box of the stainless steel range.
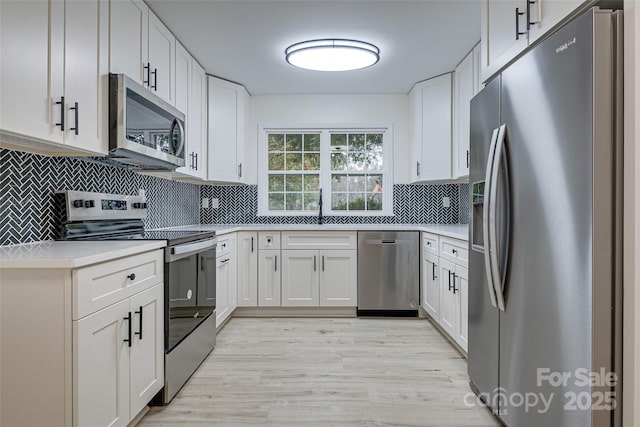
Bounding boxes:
[56,190,217,404]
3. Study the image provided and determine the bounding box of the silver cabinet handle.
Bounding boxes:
[275,255,277,272]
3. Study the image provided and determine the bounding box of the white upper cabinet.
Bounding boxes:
[409,73,453,182]
[0,0,108,155]
[148,11,175,105]
[109,0,148,85]
[453,44,481,179]
[207,76,249,183]
[109,2,175,105]
[188,60,208,179]
[528,0,585,44]
[174,41,190,116]
[481,0,589,82]
[481,0,529,83]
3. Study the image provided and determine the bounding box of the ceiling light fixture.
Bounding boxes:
[285,38,380,72]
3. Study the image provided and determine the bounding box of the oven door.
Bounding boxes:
[166,239,217,351]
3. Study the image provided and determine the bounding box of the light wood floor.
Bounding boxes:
[140,317,499,427]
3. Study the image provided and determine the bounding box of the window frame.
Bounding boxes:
[258,124,394,216]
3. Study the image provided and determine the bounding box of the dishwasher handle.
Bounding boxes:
[364,239,413,245]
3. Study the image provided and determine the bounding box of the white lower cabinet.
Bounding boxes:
[258,249,281,306]
[438,258,468,353]
[281,250,320,307]
[0,248,164,426]
[319,250,357,307]
[237,232,258,307]
[75,283,163,427]
[421,251,440,320]
[216,234,237,326]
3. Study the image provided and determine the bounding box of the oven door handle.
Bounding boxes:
[171,239,218,259]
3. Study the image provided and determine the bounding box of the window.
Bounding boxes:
[260,127,392,216]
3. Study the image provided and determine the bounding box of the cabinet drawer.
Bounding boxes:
[422,232,439,256]
[217,235,235,257]
[73,250,164,320]
[439,237,468,267]
[258,231,281,250]
[281,232,357,250]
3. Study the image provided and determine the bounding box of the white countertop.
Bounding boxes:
[0,240,166,269]
[157,223,469,241]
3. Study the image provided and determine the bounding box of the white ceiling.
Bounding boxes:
[146,0,481,95]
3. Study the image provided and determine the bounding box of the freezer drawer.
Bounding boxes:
[357,231,419,314]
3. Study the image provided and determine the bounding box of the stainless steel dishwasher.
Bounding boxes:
[357,231,420,316]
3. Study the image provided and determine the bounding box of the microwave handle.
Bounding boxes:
[170,118,186,157]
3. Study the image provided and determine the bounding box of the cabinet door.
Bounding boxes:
[235,85,250,183]
[455,265,469,352]
[129,284,164,417]
[473,43,482,94]
[439,259,457,338]
[228,236,238,311]
[258,250,281,307]
[419,74,452,181]
[237,232,258,307]
[109,0,148,85]
[190,60,207,179]
[207,76,238,181]
[319,250,357,307]
[74,299,130,427]
[0,0,64,144]
[528,0,584,44]
[148,11,175,105]
[453,51,474,179]
[408,86,423,182]
[64,0,109,154]
[422,251,440,321]
[281,250,320,307]
[480,0,529,82]
[197,248,217,307]
[216,256,231,325]
[174,42,193,176]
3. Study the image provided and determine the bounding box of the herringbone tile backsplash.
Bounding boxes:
[1,148,200,246]
[200,184,470,225]
[1,147,469,246]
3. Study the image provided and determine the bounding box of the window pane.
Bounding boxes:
[304,134,320,151]
[285,134,302,151]
[332,192,348,210]
[304,193,319,210]
[367,174,383,192]
[285,175,302,192]
[285,193,302,210]
[330,153,347,171]
[349,133,365,151]
[268,134,284,151]
[285,153,302,170]
[365,151,383,170]
[348,152,367,171]
[348,175,365,192]
[331,134,347,151]
[268,193,284,210]
[268,153,284,170]
[331,174,348,192]
[304,153,320,170]
[368,197,383,211]
[348,193,366,210]
[366,133,383,151]
[303,174,320,191]
[268,174,284,191]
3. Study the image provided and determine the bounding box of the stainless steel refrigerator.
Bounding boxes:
[468,7,622,427]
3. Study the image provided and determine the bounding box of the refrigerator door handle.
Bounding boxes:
[489,124,508,311]
[483,127,500,309]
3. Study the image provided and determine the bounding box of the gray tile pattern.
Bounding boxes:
[0,148,199,246]
[201,183,470,225]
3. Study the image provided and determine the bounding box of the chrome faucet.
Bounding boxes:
[318,188,323,225]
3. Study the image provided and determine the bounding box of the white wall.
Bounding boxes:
[623,1,639,426]
[245,94,410,184]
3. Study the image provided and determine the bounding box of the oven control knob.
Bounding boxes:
[133,202,147,209]
[84,200,95,208]
[72,199,84,208]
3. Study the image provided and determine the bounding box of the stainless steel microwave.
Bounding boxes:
[109,73,185,170]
